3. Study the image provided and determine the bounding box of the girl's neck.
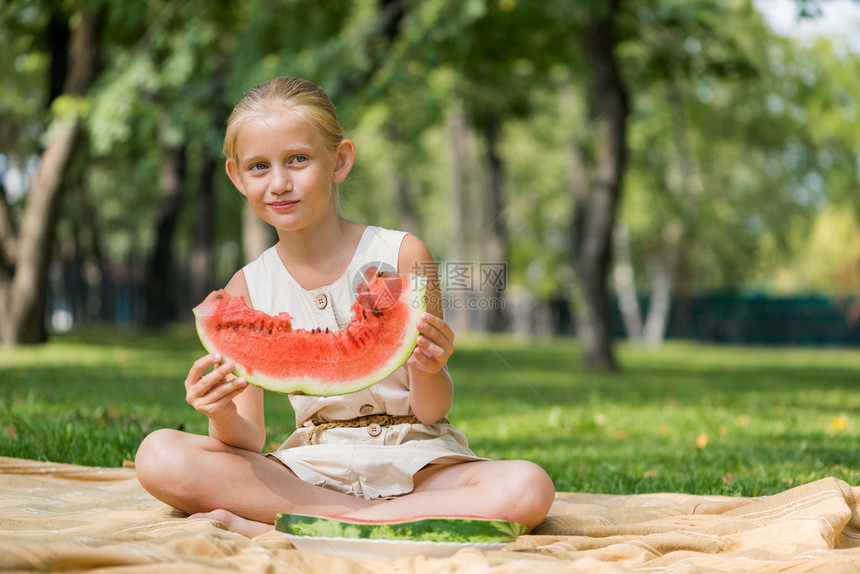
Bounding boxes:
[274,216,365,290]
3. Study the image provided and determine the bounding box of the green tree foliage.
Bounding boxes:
[1,0,858,362]
[623,1,858,295]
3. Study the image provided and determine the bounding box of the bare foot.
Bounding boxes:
[189,509,274,538]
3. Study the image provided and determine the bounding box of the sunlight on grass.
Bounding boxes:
[2,328,859,496]
[448,335,860,496]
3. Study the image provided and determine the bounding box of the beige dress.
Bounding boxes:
[243,226,482,500]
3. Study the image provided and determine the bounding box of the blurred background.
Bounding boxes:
[1,0,859,370]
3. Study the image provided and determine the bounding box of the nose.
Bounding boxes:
[270,165,293,194]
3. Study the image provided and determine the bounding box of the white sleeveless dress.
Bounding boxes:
[243,225,482,500]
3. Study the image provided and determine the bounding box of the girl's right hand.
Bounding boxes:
[184,353,248,423]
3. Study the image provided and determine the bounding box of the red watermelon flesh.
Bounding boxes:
[193,271,427,395]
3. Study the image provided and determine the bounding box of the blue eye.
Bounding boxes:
[250,162,267,171]
[291,155,308,164]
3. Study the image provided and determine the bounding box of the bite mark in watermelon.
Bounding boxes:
[193,271,427,396]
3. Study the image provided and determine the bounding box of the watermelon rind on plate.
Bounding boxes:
[275,513,526,543]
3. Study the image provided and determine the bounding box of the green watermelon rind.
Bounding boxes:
[193,275,427,396]
[275,513,526,543]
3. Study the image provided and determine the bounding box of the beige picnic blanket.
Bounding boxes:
[2,456,860,573]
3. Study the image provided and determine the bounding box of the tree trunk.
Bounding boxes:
[612,222,643,342]
[394,175,420,236]
[385,123,420,236]
[0,181,17,271]
[190,146,216,306]
[79,186,106,323]
[642,222,682,346]
[144,116,187,327]
[479,113,509,333]
[1,119,78,344]
[641,79,701,346]
[189,61,229,306]
[445,108,472,335]
[571,2,629,371]
[0,3,101,346]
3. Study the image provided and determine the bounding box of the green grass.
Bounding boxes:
[2,327,859,497]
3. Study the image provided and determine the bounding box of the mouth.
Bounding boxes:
[268,200,299,211]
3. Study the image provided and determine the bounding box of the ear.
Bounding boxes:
[331,138,355,184]
[225,159,247,197]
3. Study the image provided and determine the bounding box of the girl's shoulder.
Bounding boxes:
[396,233,443,318]
[360,224,434,280]
[396,233,434,275]
[223,269,252,308]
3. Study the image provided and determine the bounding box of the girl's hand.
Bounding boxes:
[407,313,454,374]
[184,353,248,423]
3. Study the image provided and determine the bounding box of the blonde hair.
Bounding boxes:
[222,77,344,161]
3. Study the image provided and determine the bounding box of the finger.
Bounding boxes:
[406,347,434,370]
[416,318,454,358]
[190,377,247,415]
[408,345,450,374]
[192,394,238,420]
[410,337,448,366]
[185,353,223,389]
[198,376,247,407]
[419,313,455,344]
[415,334,448,362]
[186,361,235,402]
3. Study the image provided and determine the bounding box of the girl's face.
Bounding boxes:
[226,108,354,233]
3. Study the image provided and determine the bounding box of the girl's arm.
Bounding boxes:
[398,235,455,424]
[184,270,267,452]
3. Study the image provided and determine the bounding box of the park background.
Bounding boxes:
[2,0,860,497]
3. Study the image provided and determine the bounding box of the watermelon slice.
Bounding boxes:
[193,271,427,396]
[275,513,526,543]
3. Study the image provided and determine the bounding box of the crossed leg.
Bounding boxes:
[135,429,555,537]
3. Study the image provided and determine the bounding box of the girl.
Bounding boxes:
[135,77,555,538]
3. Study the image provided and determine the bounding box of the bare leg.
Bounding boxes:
[343,459,555,531]
[135,429,381,528]
[184,459,554,536]
[187,508,275,538]
[136,429,554,536]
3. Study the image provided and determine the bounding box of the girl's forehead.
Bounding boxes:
[242,108,312,134]
[235,111,324,152]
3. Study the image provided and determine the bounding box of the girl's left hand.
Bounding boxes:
[407,312,454,373]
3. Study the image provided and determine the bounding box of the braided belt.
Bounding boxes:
[306,414,450,445]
